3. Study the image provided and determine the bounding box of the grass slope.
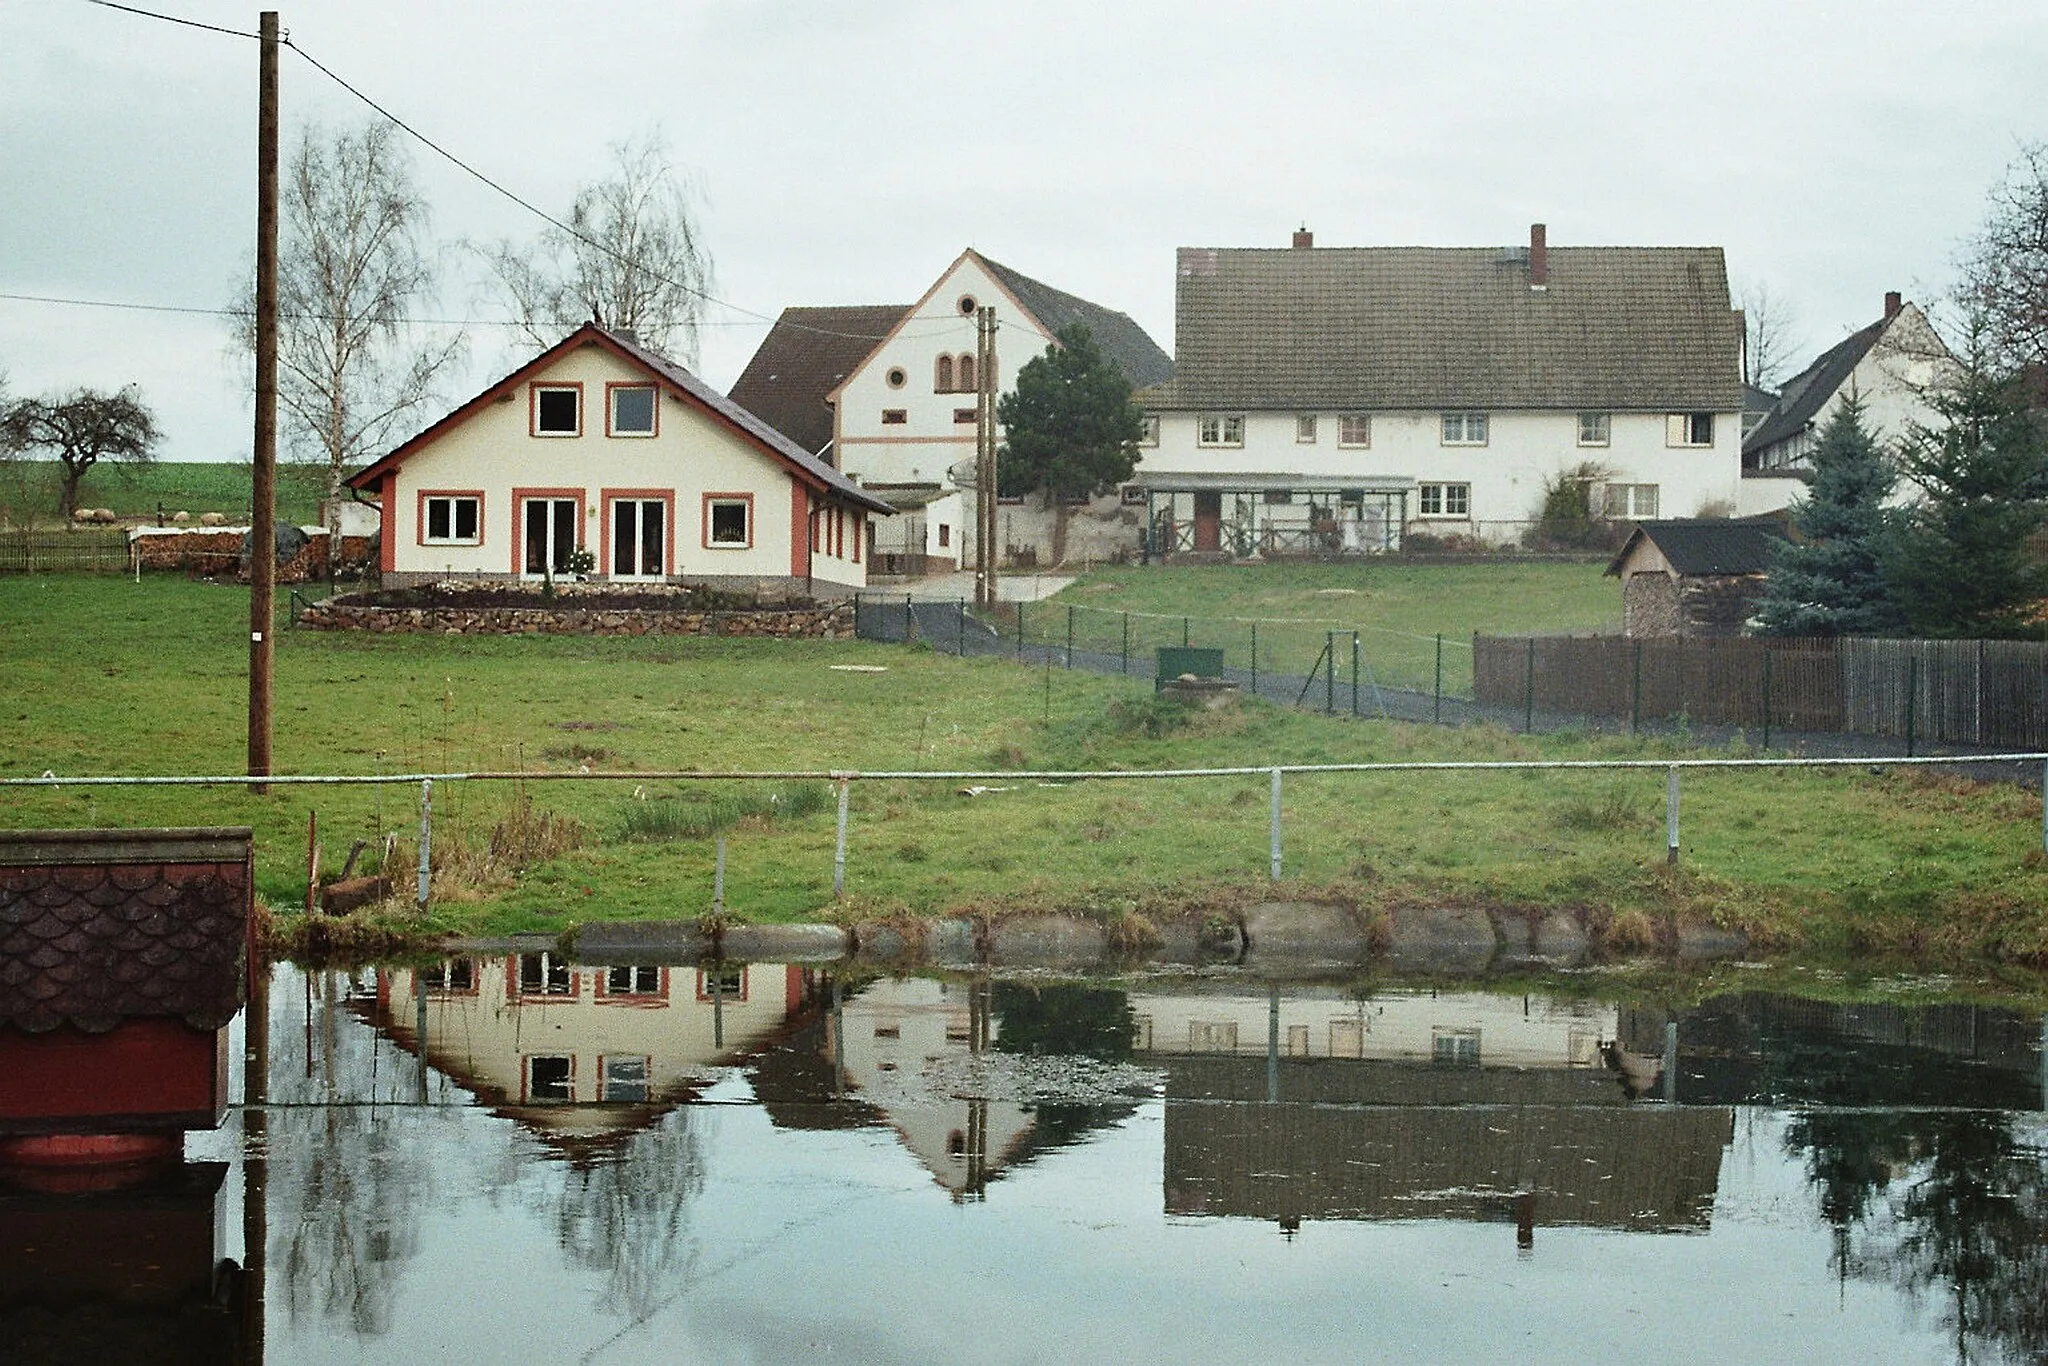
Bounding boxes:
[2,459,330,526]
[1031,562,1620,694]
[1,575,2043,968]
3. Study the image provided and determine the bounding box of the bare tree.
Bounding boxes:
[1965,142,2048,377]
[0,386,159,518]
[488,131,714,364]
[1736,280,1801,391]
[240,121,463,556]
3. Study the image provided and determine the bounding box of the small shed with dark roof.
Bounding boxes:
[1606,517,1790,637]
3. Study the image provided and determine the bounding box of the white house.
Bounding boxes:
[1739,293,1954,514]
[730,250,1174,573]
[1134,225,1747,555]
[347,324,892,596]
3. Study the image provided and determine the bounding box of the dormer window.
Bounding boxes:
[532,384,581,437]
[608,384,656,436]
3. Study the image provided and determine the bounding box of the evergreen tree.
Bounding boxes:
[1885,318,2048,639]
[1752,393,1904,636]
[996,324,1146,564]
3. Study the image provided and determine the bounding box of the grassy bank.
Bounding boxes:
[1033,561,1619,694]
[1,459,329,526]
[2,574,2044,969]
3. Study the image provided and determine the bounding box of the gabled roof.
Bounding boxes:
[1606,516,1789,577]
[727,305,910,456]
[1742,318,1886,457]
[974,253,1176,388]
[348,324,894,514]
[1144,243,1742,412]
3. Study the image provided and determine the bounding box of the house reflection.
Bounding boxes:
[361,954,823,1163]
[1133,985,1735,1239]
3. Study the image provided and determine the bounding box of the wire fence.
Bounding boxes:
[6,752,2045,911]
[0,529,132,573]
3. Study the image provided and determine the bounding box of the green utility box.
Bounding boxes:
[1156,646,1225,691]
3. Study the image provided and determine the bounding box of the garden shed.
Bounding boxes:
[1606,517,1789,637]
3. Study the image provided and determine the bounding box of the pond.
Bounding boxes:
[7,960,2047,1364]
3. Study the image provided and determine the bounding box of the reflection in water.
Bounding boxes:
[77,960,2035,1362]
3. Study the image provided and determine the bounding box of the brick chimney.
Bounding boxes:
[1884,290,1902,320]
[1529,223,1548,290]
[1292,225,1313,250]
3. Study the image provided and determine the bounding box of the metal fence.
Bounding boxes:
[0,530,131,573]
[1476,635,2048,751]
[7,752,2044,911]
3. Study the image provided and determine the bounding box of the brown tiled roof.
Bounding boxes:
[0,830,249,1034]
[1146,243,1742,412]
[727,305,910,457]
[976,255,1176,389]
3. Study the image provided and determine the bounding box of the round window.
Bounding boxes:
[957,295,977,316]
[886,367,906,388]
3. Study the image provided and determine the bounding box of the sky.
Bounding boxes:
[3,0,2046,463]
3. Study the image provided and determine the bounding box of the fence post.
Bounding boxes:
[1269,767,1283,881]
[1351,632,1360,718]
[1906,656,1918,758]
[1183,616,1190,648]
[1631,640,1642,736]
[2041,755,2047,859]
[956,599,966,657]
[1066,604,1075,669]
[1326,631,1336,715]
[832,777,850,897]
[1665,767,1680,866]
[1251,621,1258,698]
[1524,638,1536,734]
[416,778,432,909]
[1761,648,1773,750]
[1016,600,1024,659]
[1433,634,1443,724]
[713,837,726,913]
[1121,612,1130,678]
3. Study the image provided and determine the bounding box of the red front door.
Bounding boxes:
[1193,491,1222,552]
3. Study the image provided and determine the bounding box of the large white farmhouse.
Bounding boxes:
[1133,225,1747,556]
[730,250,1173,574]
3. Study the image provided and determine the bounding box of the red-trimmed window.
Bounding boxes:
[696,965,748,1002]
[419,491,482,546]
[512,952,574,999]
[597,965,668,1000]
[419,959,478,996]
[704,493,754,549]
[607,383,658,437]
[531,383,582,437]
[524,1054,575,1103]
[600,1055,651,1102]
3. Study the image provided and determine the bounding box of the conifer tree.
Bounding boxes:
[1752,393,1904,636]
[1885,319,2048,639]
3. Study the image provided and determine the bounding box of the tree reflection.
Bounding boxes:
[1788,1110,2048,1362]
[547,1113,706,1321]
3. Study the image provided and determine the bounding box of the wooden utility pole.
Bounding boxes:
[249,10,279,791]
[975,306,998,609]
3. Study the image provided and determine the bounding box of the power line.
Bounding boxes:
[79,0,257,40]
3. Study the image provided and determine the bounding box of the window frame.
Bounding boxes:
[1197,413,1245,448]
[1417,482,1471,518]
[1440,412,1488,446]
[417,491,483,547]
[1577,412,1611,447]
[599,1054,652,1103]
[1666,412,1715,447]
[600,488,673,580]
[1295,414,1318,444]
[1338,413,1373,448]
[511,951,575,999]
[1138,414,1160,448]
[596,964,668,1001]
[881,408,908,425]
[702,492,755,550]
[696,966,748,1002]
[523,1054,575,1104]
[530,383,583,438]
[605,382,659,438]
[934,354,955,392]
[1602,482,1660,520]
[953,407,978,425]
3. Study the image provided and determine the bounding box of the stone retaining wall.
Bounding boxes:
[296,593,856,638]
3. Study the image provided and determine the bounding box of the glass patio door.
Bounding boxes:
[523,498,578,577]
[611,499,665,580]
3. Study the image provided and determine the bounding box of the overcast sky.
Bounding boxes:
[4,0,2045,463]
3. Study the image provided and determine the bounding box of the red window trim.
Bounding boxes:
[416,958,481,997]
[604,381,660,438]
[415,489,485,547]
[594,965,671,1004]
[597,487,676,578]
[529,381,585,438]
[702,491,755,550]
[695,966,749,1003]
[508,487,587,576]
[506,954,578,1001]
[521,1053,577,1104]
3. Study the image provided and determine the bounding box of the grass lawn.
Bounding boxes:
[1027,561,1620,695]
[2,459,330,526]
[2,574,2044,970]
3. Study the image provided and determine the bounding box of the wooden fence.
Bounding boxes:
[1476,634,2048,748]
[0,530,132,573]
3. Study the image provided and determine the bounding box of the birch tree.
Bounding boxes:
[240,121,462,554]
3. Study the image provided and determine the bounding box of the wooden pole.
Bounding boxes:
[248,10,279,791]
[976,305,998,609]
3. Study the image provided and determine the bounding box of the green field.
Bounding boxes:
[1,459,330,526]
[1024,561,1620,695]
[2,574,2044,970]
